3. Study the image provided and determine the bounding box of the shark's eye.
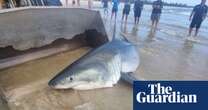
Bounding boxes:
[70,77,73,81]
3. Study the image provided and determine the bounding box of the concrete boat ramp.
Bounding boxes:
[0,7,132,110]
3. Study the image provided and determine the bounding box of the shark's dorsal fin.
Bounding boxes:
[112,21,129,42]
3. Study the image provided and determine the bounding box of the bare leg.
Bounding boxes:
[188,28,193,36]
[155,20,159,29]
[151,20,155,28]
[104,9,108,15]
[195,28,199,37]
[136,17,140,25]
[115,12,117,20]
[125,15,128,23]
[122,14,124,21]
[135,17,137,24]
[111,12,114,20]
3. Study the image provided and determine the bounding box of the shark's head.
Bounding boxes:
[48,65,101,90]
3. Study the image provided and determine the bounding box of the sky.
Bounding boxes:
[150,0,208,6]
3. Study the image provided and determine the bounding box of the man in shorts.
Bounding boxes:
[151,0,163,29]
[188,0,208,38]
[111,0,119,20]
[134,0,143,25]
[122,0,131,23]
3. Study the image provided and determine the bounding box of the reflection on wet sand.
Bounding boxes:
[147,26,157,38]
[144,27,157,42]
[120,22,128,34]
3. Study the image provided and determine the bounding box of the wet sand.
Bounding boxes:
[1,3,208,110]
[100,4,208,80]
[116,22,208,80]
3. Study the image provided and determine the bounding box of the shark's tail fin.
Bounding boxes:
[120,72,138,85]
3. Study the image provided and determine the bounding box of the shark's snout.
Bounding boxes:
[48,79,68,89]
[48,74,77,89]
[48,79,58,88]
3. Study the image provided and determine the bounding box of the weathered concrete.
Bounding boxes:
[0,7,108,50]
[0,36,87,70]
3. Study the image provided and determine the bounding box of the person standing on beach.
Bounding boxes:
[111,0,119,20]
[151,0,163,29]
[102,0,109,15]
[122,0,131,23]
[188,0,208,38]
[134,0,143,25]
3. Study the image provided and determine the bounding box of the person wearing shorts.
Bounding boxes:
[111,0,119,20]
[134,0,143,25]
[151,0,163,29]
[188,0,208,37]
[122,0,131,22]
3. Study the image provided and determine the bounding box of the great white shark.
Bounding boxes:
[48,22,140,90]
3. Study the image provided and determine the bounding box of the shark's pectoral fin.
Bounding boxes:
[120,72,138,85]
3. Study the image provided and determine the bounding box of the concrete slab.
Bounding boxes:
[0,7,107,50]
[0,7,108,69]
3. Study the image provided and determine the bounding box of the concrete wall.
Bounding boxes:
[0,7,107,50]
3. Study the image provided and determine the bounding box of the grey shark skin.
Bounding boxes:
[48,24,140,90]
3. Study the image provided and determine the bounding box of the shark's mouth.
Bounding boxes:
[51,81,89,90]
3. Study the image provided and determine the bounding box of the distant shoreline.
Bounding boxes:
[143,2,193,8]
[97,0,194,8]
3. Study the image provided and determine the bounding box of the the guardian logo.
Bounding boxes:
[136,83,197,104]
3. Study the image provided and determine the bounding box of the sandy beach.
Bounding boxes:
[98,3,208,80]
